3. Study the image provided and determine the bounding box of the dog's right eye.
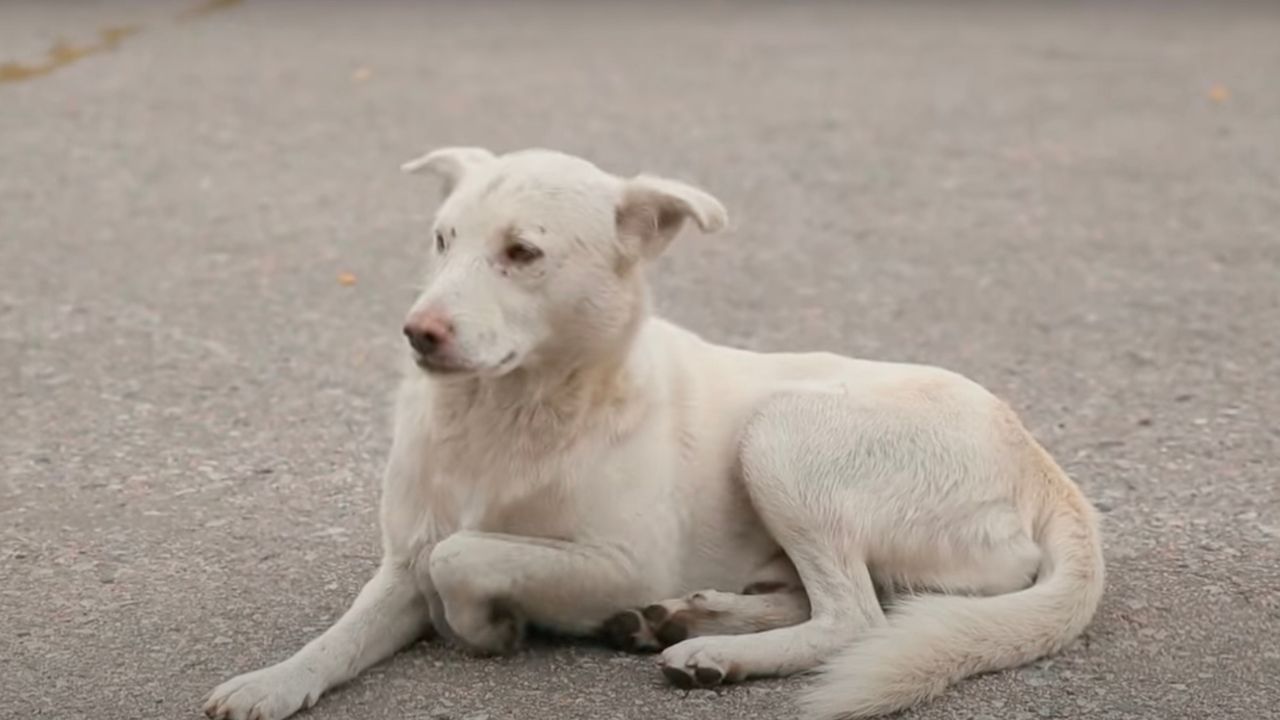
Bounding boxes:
[435,231,447,253]
[504,241,544,265]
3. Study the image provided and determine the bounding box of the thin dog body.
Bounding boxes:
[205,147,1103,720]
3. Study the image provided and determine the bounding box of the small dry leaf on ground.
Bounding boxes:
[337,272,358,286]
[1208,84,1230,103]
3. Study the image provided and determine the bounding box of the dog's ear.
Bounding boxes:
[401,146,496,196]
[615,174,728,261]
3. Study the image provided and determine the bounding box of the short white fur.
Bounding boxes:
[205,147,1104,720]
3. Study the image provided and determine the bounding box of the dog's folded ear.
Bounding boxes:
[616,175,728,261]
[401,146,496,196]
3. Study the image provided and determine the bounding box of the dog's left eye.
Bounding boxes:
[504,242,544,265]
[435,232,447,253]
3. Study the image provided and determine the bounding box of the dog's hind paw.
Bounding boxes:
[601,603,690,653]
[601,608,650,651]
[659,637,738,689]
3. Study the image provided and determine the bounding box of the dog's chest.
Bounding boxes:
[425,431,585,539]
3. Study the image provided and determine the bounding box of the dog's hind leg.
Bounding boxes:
[657,561,882,687]
[602,585,810,652]
[658,392,889,688]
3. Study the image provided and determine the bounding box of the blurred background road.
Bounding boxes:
[2,2,1277,719]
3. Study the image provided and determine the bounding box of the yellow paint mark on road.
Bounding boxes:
[0,25,140,84]
[177,0,245,21]
[1,0,244,85]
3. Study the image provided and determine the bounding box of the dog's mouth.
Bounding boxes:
[494,350,519,373]
[414,351,520,377]
[414,353,471,375]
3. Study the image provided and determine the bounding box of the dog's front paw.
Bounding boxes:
[429,534,527,655]
[440,597,526,656]
[203,662,320,720]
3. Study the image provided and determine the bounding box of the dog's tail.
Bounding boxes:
[802,481,1104,719]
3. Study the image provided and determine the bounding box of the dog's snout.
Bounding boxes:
[404,311,454,356]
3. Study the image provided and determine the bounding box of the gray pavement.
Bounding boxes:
[2,2,1278,719]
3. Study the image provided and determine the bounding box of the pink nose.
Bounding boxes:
[403,310,454,356]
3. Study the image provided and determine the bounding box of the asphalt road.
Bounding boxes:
[2,2,1278,719]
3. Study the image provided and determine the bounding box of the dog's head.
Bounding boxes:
[399,147,726,378]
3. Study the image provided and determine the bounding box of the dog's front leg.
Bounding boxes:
[428,531,648,654]
[205,394,441,720]
[204,559,429,720]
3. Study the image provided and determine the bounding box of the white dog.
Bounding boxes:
[204,147,1104,720]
